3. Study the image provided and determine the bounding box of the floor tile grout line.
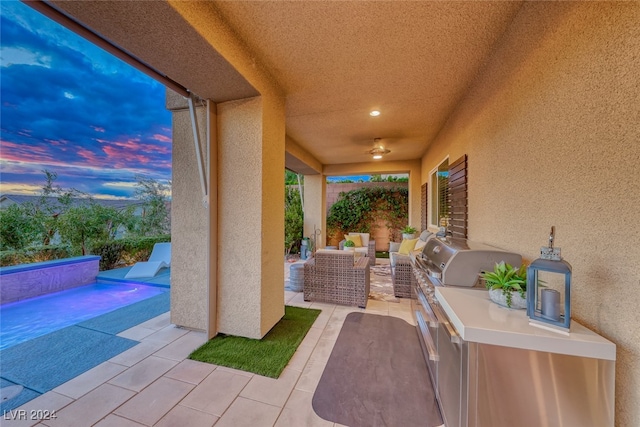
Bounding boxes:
[269,304,337,427]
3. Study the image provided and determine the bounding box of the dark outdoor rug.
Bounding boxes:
[312,312,442,427]
[78,291,169,334]
[0,326,137,411]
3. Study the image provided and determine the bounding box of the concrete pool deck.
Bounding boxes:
[2,292,415,427]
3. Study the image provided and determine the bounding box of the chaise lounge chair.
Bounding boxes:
[124,242,171,279]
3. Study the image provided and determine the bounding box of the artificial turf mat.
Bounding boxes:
[189,305,321,378]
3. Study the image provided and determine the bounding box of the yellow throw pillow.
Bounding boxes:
[398,238,418,255]
[345,234,363,247]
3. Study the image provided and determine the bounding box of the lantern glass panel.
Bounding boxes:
[537,271,566,313]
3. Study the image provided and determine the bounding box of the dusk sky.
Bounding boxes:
[0,1,172,199]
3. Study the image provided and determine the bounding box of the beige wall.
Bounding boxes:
[217,96,285,339]
[170,105,209,331]
[259,94,286,336]
[303,174,326,249]
[421,3,639,426]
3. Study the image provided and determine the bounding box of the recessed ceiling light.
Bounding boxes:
[369,110,380,117]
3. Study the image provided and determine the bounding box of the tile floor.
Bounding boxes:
[2,291,416,427]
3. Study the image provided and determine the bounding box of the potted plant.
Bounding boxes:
[481,261,528,309]
[343,239,356,251]
[401,225,417,240]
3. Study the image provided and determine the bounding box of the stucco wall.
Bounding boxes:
[171,105,209,331]
[303,175,326,249]
[421,3,639,426]
[218,96,285,339]
[260,94,286,337]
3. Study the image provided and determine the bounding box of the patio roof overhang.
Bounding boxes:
[42,0,525,171]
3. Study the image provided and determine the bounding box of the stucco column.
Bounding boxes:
[217,96,285,339]
[303,174,326,249]
[167,92,215,335]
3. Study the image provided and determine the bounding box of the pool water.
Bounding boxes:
[0,283,167,350]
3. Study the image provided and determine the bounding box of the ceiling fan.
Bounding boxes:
[368,138,391,160]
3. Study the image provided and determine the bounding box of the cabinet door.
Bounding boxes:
[437,321,462,427]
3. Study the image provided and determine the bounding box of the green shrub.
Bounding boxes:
[285,187,303,255]
[89,235,170,271]
[0,245,72,267]
[327,187,409,244]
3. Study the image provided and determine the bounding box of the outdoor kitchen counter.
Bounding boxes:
[435,287,616,360]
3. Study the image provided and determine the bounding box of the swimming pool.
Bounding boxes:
[0,282,168,350]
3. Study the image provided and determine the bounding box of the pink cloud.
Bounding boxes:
[152,134,171,143]
[0,139,53,162]
[102,145,151,167]
[76,148,102,165]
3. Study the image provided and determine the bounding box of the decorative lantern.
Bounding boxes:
[527,227,572,333]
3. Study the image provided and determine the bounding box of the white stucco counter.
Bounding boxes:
[434,287,616,361]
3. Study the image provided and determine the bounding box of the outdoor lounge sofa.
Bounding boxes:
[303,249,370,308]
[389,231,433,297]
[338,232,376,265]
[124,242,171,279]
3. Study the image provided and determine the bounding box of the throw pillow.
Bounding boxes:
[345,234,363,247]
[389,241,401,253]
[415,239,428,251]
[349,232,370,247]
[398,238,419,255]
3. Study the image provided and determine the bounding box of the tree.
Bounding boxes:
[0,204,41,250]
[285,170,303,185]
[57,201,124,255]
[132,175,171,236]
[284,186,303,256]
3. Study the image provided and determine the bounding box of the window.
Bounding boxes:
[429,158,450,228]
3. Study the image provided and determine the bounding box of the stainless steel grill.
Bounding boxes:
[411,237,522,427]
[415,237,522,288]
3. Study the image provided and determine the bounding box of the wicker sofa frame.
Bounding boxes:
[304,251,370,308]
[338,239,376,266]
[392,258,414,298]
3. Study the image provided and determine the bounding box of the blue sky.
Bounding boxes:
[0,1,172,199]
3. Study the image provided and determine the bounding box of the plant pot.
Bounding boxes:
[343,247,355,252]
[402,233,416,240]
[488,288,527,310]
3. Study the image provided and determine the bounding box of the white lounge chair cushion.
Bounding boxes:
[124,242,171,279]
[124,261,169,279]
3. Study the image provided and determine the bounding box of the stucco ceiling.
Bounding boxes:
[48,1,524,167]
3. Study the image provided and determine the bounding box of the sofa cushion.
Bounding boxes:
[419,230,433,241]
[415,239,428,251]
[345,234,363,247]
[398,238,418,255]
[389,241,401,253]
[348,232,370,247]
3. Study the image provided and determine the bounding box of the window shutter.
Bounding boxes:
[448,154,467,239]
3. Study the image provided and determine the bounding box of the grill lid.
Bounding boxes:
[419,237,522,287]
